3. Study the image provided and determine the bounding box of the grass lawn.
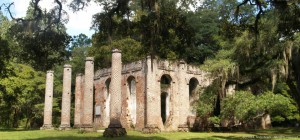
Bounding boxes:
[0,127,300,140]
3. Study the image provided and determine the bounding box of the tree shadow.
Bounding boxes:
[182,135,246,140]
[24,135,168,140]
[0,128,40,132]
[245,127,300,136]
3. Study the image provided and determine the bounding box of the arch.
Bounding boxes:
[127,76,137,127]
[104,78,111,126]
[189,77,199,116]
[160,74,172,84]
[105,78,111,95]
[160,74,172,125]
[160,74,172,90]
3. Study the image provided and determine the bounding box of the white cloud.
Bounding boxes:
[1,0,101,37]
[65,1,101,37]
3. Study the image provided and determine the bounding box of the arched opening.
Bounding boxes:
[161,92,168,124]
[104,78,111,125]
[160,74,172,125]
[189,78,199,116]
[160,75,172,90]
[127,76,136,127]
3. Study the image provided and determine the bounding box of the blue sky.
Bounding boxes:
[1,0,101,37]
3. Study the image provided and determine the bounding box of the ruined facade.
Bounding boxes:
[92,56,211,131]
[42,53,212,132]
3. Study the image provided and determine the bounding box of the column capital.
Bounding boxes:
[64,64,72,68]
[86,57,94,61]
[47,70,54,74]
[112,48,121,53]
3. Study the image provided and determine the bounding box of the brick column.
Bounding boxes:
[60,64,72,130]
[142,56,160,133]
[41,70,54,130]
[178,60,189,131]
[80,76,85,127]
[103,49,127,137]
[74,73,83,128]
[82,57,94,130]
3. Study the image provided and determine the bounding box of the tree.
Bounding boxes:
[0,12,11,77]
[235,0,300,35]
[91,0,196,68]
[69,34,92,75]
[198,0,300,129]
[185,0,220,64]
[1,0,68,32]
[0,63,45,128]
[4,2,71,71]
[89,37,144,68]
[221,91,299,128]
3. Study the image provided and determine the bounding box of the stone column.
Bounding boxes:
[41,70,54,130]
[82,57,94,130]
[178,60,189,131]
[74,73,83,128]
[60,64,72,130]
[142,56,160,133]
[103,49,127,137]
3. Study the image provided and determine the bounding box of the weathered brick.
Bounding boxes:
[41,70,54,130]
[60,64,72,130]
[74,73,83,128]
[82,57,94,130]
[94,57,211,132]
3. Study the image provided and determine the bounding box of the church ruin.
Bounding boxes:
[41,49,212,132]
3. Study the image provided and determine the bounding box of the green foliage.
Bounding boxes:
[221,91,299,126]
[89,37,144,68]
[3,3,71,71]
[0,63,45,128]
[196,80,220,130]
[0,12,11,77]
[198,0,300,127]
[91,0,196,65]
[7,25,71,71]
[197,82,218,118]
[185,0,220,64]
[208,116,221,127]
[68,33,92,75]
[0,36,9,77]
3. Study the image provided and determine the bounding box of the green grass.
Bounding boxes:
[0,127,300,140]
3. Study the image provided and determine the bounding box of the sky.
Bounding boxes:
[1,0,101,37]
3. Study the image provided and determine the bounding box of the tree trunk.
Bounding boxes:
[13,108,19,128]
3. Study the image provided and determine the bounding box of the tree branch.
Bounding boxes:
[235,0,249,19]
[5,2,25,23]
[236,0,265,34]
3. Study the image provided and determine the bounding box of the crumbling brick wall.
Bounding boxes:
[93,58,211,131]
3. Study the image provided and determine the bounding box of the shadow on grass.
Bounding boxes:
[0,128,40,132]
[182,136,245,140]
[245,127,300,136]
[24,135,168,140]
